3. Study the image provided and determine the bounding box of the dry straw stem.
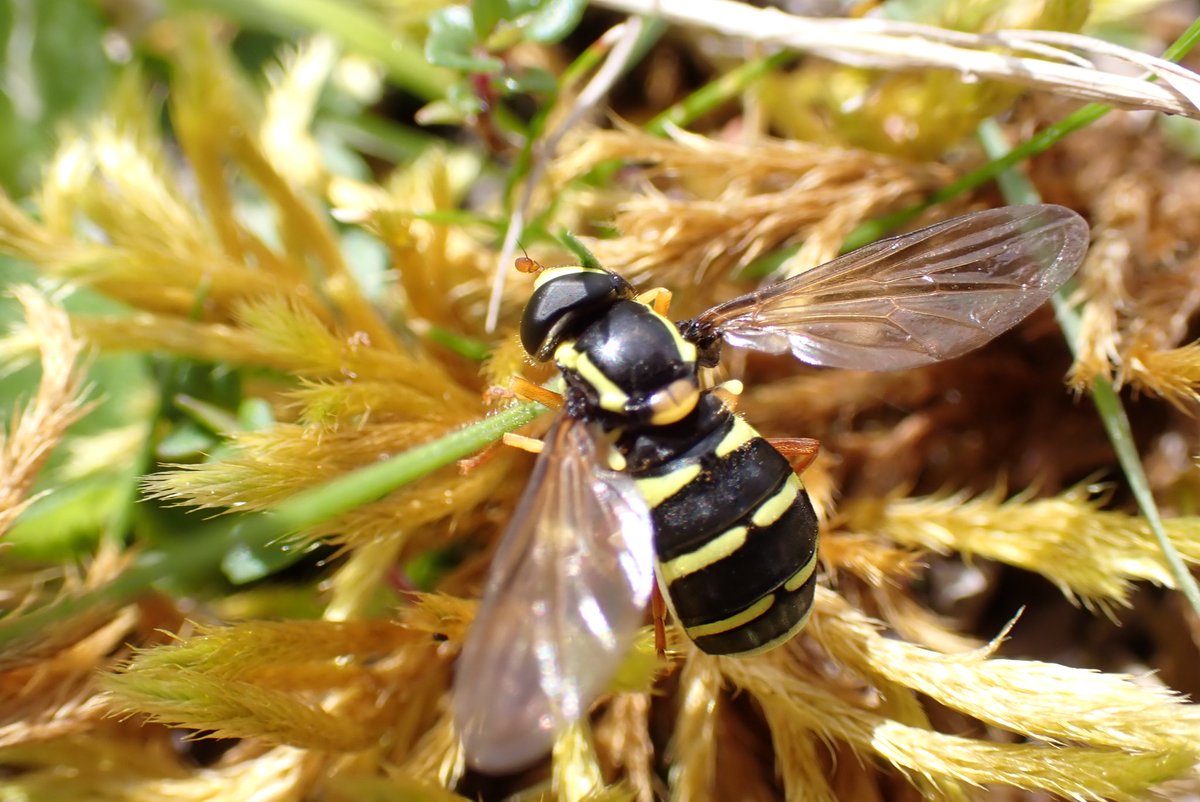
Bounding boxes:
[838,485,1200,607]
[590,0,1200,118]
[0,288,92,537]
[552,126,947,292]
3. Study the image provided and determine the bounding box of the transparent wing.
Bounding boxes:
[687,204,1090,371]
[452,414,656,774]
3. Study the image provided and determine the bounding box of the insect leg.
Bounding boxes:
[636,287,673,316]
[768,437,821,475]
[651,582,667,657]
[502,432,546,454]
[510,376,566,410]
[712,379,744,411]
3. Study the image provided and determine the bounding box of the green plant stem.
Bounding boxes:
[0,401,545,650]
[977,118,1200,620]
[645,49,798,135]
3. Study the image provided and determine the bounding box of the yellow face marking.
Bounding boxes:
[714,417,756,458]
[685,594,775,639]
[784,552,818,592]
[532,265,611,290]
[659,526,749,585]
[751,476,801,528]
[635,463,701,507]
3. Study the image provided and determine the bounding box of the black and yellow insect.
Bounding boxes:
[454,205,1090,772]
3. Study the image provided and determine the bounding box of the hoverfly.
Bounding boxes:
[453,205,1090,772]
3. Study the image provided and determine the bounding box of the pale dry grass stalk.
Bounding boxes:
[0,288,92,537]
[589,0,1200,118]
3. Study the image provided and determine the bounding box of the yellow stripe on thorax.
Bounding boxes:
[658,526,748,584]
[554,341,629,413]
[685,594,775,639]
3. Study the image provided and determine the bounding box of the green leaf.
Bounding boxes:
[426,6,504,73]
[5,476,127,560]
[500,66,557,95]
[471,0,507,38]
[524,0,586,43]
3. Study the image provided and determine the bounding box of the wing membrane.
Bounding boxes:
[689,205,1090,370]
[453,415,655,773]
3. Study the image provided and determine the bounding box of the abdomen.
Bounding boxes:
[620,399,820,656]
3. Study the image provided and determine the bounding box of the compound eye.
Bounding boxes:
[520,269,635,360]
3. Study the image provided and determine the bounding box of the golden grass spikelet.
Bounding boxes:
[1120,338,1200,410]
[755,697,838,802]
[104,620,426,751]
[0,288,93,537]
[0,608,137,747]
[329,773,474,802]
[873,589,983,656]
[1067,225,1131,391]
[145,421,513,543]
[717,643,1194,801]
[550,126,949,294]
[329,148,495,333]
[260,37,336,193]
[390,712,468,790]
[838,485,1200,607]
[553,721,609,802]
[596,693,655,802]
[809,589,1200,757]
[820,532,923,588]
[1,743,318,802]
[668,650,721,802]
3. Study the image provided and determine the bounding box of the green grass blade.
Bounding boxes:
[0,401,546,650]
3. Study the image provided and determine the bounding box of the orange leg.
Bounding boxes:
[651,582,667,658]
[768,437,821,476]
[636,287,673,317]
